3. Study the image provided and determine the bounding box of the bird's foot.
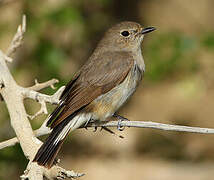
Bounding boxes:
[117,119,125,131]
[113,114,129,131]
[84,118,96,130]
[93,126,98,132]
[100,126,124,138]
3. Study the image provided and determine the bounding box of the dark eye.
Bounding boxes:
[121,31,130,37]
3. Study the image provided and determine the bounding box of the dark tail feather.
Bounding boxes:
[33,118,70,168]
[33,105,87,168]
[46,101,65,127]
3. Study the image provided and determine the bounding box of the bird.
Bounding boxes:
[33,21,156,168]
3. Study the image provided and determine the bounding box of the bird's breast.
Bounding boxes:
[134,47,145,72]
[89,64,142,121]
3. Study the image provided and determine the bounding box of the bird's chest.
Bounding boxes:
[91,64,142,121]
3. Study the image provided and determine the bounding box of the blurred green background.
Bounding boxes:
[0,0,214,179]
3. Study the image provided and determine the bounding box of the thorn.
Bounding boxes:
[17,25,21,33]
[51,84,56,89]
[22,15,26,32]
[35,79,39,85]
[20,174,28,180]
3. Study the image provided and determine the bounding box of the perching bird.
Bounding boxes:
[33,21,156,168]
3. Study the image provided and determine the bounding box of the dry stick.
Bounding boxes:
[87,120,214,134]
[22,86,65,120]
[28,79,59,91]
[1,120,214,150]
[6,15,26,57]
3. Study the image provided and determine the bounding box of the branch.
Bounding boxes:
[22,86,65,105]
[0,118,51,150]
[21,163,84,180]
[0,15,82,180]
[28,79,59,91]
[25,85,65,120]
[6,15,26,58]
[1,120,214,150]
[28,100,48,120]
[87,120,214,134]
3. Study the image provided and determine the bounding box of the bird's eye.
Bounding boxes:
[121,31,130,37]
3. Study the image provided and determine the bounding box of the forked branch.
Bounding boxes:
[0,15,82,180]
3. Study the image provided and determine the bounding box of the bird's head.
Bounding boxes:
[98,21,156,52]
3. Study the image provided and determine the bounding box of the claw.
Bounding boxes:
[93,127,97,132]
[101,126,124,138]
[113,114,129,131]
[117,119,125,131]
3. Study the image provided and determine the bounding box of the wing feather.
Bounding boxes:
[49,51,134,128]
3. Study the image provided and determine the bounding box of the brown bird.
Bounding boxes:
[33,21,156,168]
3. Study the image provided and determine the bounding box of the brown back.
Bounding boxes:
[49,51,134,128]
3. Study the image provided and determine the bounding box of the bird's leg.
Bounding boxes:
[84,118,96,131]
[93,126,98,132]
[113,114,129,131]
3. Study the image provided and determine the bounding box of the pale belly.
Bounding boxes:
[91,64,142,121]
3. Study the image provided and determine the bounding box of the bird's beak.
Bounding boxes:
[141,27,156,34]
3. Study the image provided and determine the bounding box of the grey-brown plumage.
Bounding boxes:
[33,21,156,168]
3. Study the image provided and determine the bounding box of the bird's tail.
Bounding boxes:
[33,114,87,168]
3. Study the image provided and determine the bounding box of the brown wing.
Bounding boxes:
[49,51,134,128]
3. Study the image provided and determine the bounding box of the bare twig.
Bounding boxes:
[22,86,65,105]
[88,120,214,134]
[6,15,26,58]
[26,79,63,119]
[28,79,59,91]
[1,119,214,150]
[0,118,51,150]
[27,99,48,120]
